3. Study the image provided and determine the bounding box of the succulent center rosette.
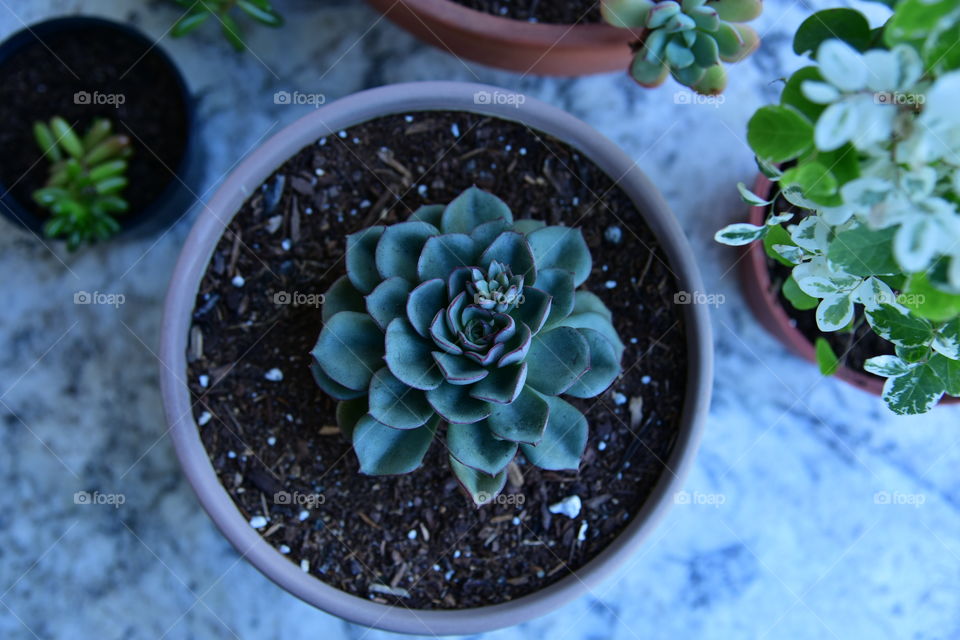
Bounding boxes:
[311,187,625,505]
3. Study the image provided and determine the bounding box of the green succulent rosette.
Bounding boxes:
[311,187,625,505]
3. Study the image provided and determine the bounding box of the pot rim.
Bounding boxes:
[0,15,198,239]
[160,81,712,635]
[376,0,635,43]
[741,172,960,403]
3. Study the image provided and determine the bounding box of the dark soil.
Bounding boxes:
[766,194,893,376]
[0,24,189,226]
[449,0,603,24]
[187,111,687,609]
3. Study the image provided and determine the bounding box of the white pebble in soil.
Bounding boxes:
[613,392,627,406]
[641,375,652,384]
[279,545,291,554]
[404,115,414,123]
[604,225,623,243]
[227,451,237,459]
[198,374,209,388]
[604,280,617,289]
[598,440,607,451]
[281,238,292,251]
[249,515,268,529]
[267,436,276,446]
[577,521,589,542]
[451,123,460,137]
[298,510,309,521]
[300,559,310,572]
[549,495,582,519]
[264,368,284,382]
[231,275,245,288]
[198,411,212,426]
[407,529,417,540]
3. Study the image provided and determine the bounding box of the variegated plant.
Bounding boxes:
[601,0,762,95]
[716,0,960,414]
[311,187,624,505]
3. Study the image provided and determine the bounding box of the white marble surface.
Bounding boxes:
[2,1,959,638]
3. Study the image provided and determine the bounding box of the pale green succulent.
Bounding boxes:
[602,0,762,94]
[311,187,624,506]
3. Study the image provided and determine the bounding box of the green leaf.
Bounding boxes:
[469,363,528,404]
[747,105,814,163]
[50,117,83,159]
[565,328,622,398]
[884,0,959,46]
[764,225,796,267]
[520,395,587,471]
[817,293,854,332]
[33,121,61,162]
[526,226,592,287]
[933,319,960,360]
[237,0,284,26]
[781,67,827,122]
[406,279,445,337]
[365,277,413,331]
[172,10,210,37]
[896,343,930,363]
[336,397,368,441]
[441,187,513,234]
[408,204,444,227]
[866,304,934,348]
[715,222,767,246]
[426,383,492,424]
[780,162,840,206]
[827,226,898,277]
[511,286,552,335]
[903,273,960,322]
[526,327,590,395]
[346,226,385,294]
[929,354,960,396]
[630,55,669,87]
[601,0,654,27]
[737,181,772,207]
[793,9,871,55]
[709,0,762,22]
[384,318,443,390]
[814,337,840,375]
[864,354,910,377]
[449,456,507,507]
[881,363,946,415]
[924,22,960,73]
[312,312,384,391]
[479,232,536,282]
[447,422,518,476]
[571,291,613,322]
[368,367,434,429]
[485,386,550,444]
[783,275,819,310]
[375,220,438,282]
[353,415,437,475]
[557,311,625,361]
[417,233,476,282]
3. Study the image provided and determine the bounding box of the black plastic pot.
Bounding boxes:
[0,16,203,242]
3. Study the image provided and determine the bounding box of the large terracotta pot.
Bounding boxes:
[364,0,640,76]
[160,82,712,634]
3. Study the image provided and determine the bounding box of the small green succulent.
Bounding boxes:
[170,0,283,52]
[602,0,762,94]
[311,187,625,506]
[32,117,132,250]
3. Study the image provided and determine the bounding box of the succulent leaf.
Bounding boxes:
[470,363,529,404]
[407,279,446,337]
[526,326,591,395]
[384,318,444,390]
[346,226,385,294]
[485,386,550,444]
[417,233,477,281]
[375,221,438,281]
[312,311,383,391]
[527,226,592,287]
[450,456,507,507]
[427,383,493,423]
[311,362,365,401]
[335,396,367,441]
[408,203,445,227]
[709,0,762,23]
[564,329,622,398]
[322,275,365,322]
[520,395,588,471]
[441,186,513,234]
[353,414,437,475]
[366,277,413,331]
[447,422,518,476]
[368,367,434,429]
[601,0,655,28]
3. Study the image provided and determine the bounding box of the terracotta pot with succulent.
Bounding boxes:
[717,0,960,413]
[160,82,711,634]
[0,16,201,249]
[364,0,761,89]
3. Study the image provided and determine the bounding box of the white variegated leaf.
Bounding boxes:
[821,205,854,226]
[816,292,855,331]
[772,244,804,264]
[862,49,897,92]
[815,100,857,151]
[817,40,867,92]
[737,182,772,207]
[864,354,911,377]
[891,44,922,90]
[715,223,767,246]
[767,213,794,226]
[790,216,829,253]
[893,217,940,273]
[801,80,840,104]
[852,276,896,311]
